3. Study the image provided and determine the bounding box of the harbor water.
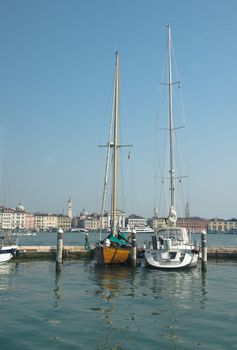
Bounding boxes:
[14,230,237,248]
[0,232,237,349]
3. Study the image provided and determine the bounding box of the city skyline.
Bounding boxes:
[2,200,237,221]
[0,1,237,219]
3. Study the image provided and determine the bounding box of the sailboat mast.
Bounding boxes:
[112,51,119,235]
[167,25,175,209]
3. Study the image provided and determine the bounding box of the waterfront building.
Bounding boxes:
[151,215,208,232]
[33,213,71,231]
[13,204,26,230]
[177,217,208,232]
[80,210,126,231]
[34,213,58,230]
[106,209,126,229]
[152,216,167,230]
[0,208,15,230]
[127,214,147,228]
[0,204,26,230]
[83,213,101,231]
[71,216,80,229]
[57,215,71,231]
[208,218,237,232]
[25,213,34,230]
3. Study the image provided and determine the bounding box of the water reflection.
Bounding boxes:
[54,269,62,308]
[91,264,208,349]
[201,270,208,308]
[91,265,137,348]
[92,265,208,308]
[0,263,16,291]
[93,265,136,301]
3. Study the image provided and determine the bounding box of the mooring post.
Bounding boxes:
[131,229,137,267]
[201,230,207,272]
[84,232,90,250]
[56,228,64,272]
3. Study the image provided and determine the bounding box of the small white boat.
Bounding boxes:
[144,25,199,270]
[0,232,18,263]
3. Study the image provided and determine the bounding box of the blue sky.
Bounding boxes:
[0,0,236,219]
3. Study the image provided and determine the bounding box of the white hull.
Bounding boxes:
[0,245,17,263]
[145,247,198,269]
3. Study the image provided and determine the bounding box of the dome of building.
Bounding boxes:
[16,203,25,212]
[80,209,88,218]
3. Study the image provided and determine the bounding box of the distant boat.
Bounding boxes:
[95,51,132,265]
[144,26,199,269]
[71,228,89,233]
[120,225,154,234]
[0,231,18,263]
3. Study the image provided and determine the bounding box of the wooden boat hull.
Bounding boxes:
[94,246,131,265]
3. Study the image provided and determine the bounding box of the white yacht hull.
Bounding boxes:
[145,248,198,269]
[0,245,17,263]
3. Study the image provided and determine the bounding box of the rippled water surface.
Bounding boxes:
[17,230,237,248]
[0,258,237,349]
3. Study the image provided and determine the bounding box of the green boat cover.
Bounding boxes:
[105,232,130,247]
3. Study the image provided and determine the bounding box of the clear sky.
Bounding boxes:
[0,0,236,219]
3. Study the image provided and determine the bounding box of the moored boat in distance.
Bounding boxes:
[144,25,199,270]
[71,228,89,233]
[120,225,154,234]
[0,231,18,263]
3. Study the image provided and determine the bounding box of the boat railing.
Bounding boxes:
[0,232,18,246]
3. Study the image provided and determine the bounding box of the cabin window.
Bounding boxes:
[158,229,183,241]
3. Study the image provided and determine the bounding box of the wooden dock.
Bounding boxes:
[12,246,237,261]
[207,247,237,260]
[14,246,94,260]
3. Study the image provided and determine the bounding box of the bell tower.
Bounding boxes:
[67,198,73,220]
[185,201,190,218]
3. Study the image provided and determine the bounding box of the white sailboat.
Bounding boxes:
[145,25,199,269]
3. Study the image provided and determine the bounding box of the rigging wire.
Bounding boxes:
[154,27,189,219]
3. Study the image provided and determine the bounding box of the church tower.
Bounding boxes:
[67,198,73,220]
[185,201,190,218]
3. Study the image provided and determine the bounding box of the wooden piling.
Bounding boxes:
[56,228,64,272]
[201,230,207,271]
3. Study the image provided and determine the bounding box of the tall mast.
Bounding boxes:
[167,25,175,210]
[99,105,113,239]
[112,51,119,235]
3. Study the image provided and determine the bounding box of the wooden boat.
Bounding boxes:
[95,51,132,265]
[95,245,131,265]
[144,26,199,269]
